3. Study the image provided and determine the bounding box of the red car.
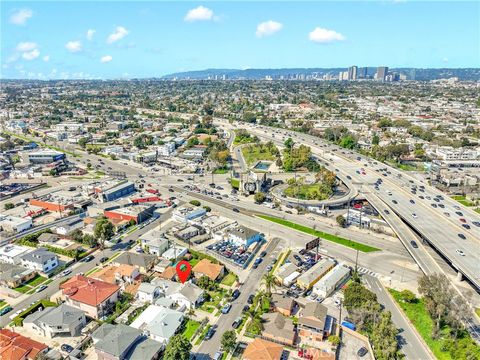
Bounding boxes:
[459,218,466,223]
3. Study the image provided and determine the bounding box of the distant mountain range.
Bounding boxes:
[162,67,480,81]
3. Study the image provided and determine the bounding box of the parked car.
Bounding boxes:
[82,255,94,262]
[99,257,108,263]
[61,344,74,353]
[231,289,240,300]
[357,347,368,357]
[232,317,242,329]
[247,294,255,304]
[35,285,47,293]
[221,303,232,314]
[204,327,215,340]
[0,306,12,316]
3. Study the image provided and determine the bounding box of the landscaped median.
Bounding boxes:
[256,215,380,252]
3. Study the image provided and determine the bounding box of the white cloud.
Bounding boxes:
[65,41,82,52]
[86,29,96,40]
[16,42,37,52]
[100,55,113,63]
[309,27,345,43]
[43,55,50,62]
[442,57,449,63]
[256,20,283,38]
[184,6,214,22]
[10,9,33,25]
[107,26,129,43]
[22,49,40,61]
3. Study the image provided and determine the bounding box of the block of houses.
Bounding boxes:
[20,247,59,273]
[192,258,225,281]
[0,329,48,360]
[92,323,162,360]
[271,294,296,316]
[23,304,87,338]
[0,263,36,288]
[262,312,296,346]
[112,252,157,273]
[60,275,120,319]
[130,304,184,346]
[297,302,328,342]
[242,338,285,360]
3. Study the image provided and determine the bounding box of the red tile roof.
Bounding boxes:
[60,275,120,307]
[0,329,48,360]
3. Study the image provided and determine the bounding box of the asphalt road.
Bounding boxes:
[363,275,433,360]
[195,238,282,359]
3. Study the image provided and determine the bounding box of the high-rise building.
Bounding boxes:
[376,66,388,81]
[348,66,358,80]
[357,67,368,79]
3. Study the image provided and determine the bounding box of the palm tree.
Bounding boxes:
[245,309,263,335]
[262,272,277,297]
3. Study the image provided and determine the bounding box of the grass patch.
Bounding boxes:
[257,215,380,252]
[0,301,7,308]
[284,183,331,201]
[85,267,100,276]
[475,308,480,318]
[195,324,212,345]
[241,144,277,165]
[213,167,229,174]
[389,289,459,360]
[451,195,475,207]
[221,272,238,286]
[230,178,240,189]
[182,319,201,340]
[14,275,47,293]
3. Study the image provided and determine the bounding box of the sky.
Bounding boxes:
[1,1,479,79]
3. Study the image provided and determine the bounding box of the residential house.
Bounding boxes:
[139,228,169,256]
[192,259,225,282]
[92,264,141,288]
[0,244,32,265]
[136,283,161,304]
[0,329,48,360]
[112,252,157,273]
[271,294,296,317]
[92,323,162,360]
[242,338,286,360]
[23,304,86,338]
[130,305,183,346]
[60,275,120,319]
[297,302,328,342]
[20,247,59,273]
[262,312,296,346]
[151,279,204,310]
[0,263,36,288]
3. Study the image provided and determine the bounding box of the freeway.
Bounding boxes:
[238,122,480,291]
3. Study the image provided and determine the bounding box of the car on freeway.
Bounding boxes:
[0,306,12,316]
[392,200,398,204]
[62,269,72,276]
[412,213,418,219]
[410,199,415,204]
[458,233,466,240]
[61,344,74,353]
[459,218,466,223]
[410,241,418,248]
[444,212,450,217]
[384,209,390,215]
[431,203,437,208]
[35,285,48,293]
[204,327,216,340]
[82,255,94,262]
[232,208,240,213]
[473,221,480,227]
[456,249,465,256]
[456,211,463,216]
[462,224,471,230]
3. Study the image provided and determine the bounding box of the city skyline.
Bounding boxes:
[1,1,479,79]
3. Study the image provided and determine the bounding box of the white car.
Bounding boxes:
[412,213,417,219]
[456,249,465,256]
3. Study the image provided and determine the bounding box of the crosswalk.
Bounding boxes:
[357,266,379,278]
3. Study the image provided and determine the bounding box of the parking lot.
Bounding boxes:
[206,239,263,268]
[338,330,373,360]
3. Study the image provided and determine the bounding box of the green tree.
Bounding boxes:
[4,203,15,210]
[284,137,294,150]
[371,311,399,360]
[78,137,88,148]
[328,335,341,346]
[221,330,237,353]
[344,282,377,311]
[164,334,192,360]
[336,215,346,228]
[189,200,201,207]
[399,289,416,303]
[254,192,266,204]
[94,216,114,249]
[262,272,277,297]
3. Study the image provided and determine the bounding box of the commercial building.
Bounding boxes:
[95,180,136,203]
[173,207,206,222]
[157,142,176,156]
[227,225,263,247]
[0,215,32,233]
[312,264,351,299]
[104,204,155,224]
[27,149,66,164]
[29,190,90,212]
[376,66,389,81]
[348,66,358,80]
[296,259,336,289]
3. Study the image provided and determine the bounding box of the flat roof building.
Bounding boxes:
[296,258,336,290]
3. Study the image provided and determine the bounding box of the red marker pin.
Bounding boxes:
[176,260,191,284]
